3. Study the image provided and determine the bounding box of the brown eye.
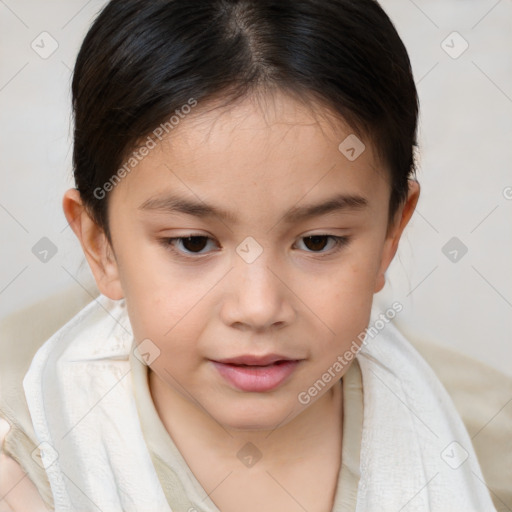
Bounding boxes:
[296,235,350,254]
[303,235,329,252]
[161,236,217,256]
[180,236,209,253]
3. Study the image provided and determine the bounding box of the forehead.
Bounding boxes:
[110,91,389,216]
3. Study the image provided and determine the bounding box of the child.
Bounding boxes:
[0,0,499,510]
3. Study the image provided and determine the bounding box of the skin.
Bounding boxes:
[61,91,420,512]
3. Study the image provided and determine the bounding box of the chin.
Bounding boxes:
[212,400,300,432]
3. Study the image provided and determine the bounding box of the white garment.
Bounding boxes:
[22,294,497,512]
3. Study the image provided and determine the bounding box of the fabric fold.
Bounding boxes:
[22,297,172,512]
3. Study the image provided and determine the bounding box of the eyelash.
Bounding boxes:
[159,234,350,260]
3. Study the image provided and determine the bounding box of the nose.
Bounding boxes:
[219,250,296,332]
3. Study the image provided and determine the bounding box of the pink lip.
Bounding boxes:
[215,354,294,366]
[211,356,301,392]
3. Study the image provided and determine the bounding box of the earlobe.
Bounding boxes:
[62,188,124,300]
[374,272,386,294]
[374,179,420,294]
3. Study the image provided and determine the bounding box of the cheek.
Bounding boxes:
[130,296,202,354]
[126,294,205,381]
[126,290,205,343]
[306,249,379,309]
[117,239,211,327]
[300,251,381,357]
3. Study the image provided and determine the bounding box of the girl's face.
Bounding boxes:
[72,92,417,431]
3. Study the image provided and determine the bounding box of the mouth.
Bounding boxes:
[210,354,302,392]
[214,354,297,366]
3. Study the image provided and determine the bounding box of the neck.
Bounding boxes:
[148,368,343,469]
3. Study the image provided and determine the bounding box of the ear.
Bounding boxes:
[374,179,420,293]
[62,188,124,300]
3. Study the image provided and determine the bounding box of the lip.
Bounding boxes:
[211,355,301,392]
[214,354,295,366]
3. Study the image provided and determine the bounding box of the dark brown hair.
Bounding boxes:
[71,0,419,244]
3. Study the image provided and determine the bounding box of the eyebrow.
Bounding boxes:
[138,192,368,225]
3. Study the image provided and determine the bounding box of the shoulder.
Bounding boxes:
[0,283,96,427]
[407,331,512,512]
[0,285,96,512]
[0,287,90,478]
